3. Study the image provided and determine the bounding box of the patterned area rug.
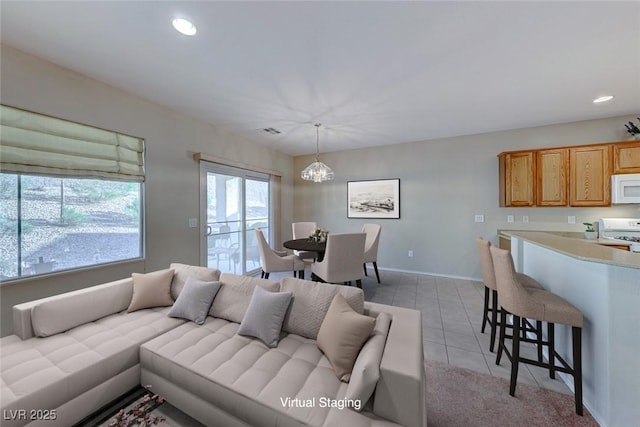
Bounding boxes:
[425,360,599,427]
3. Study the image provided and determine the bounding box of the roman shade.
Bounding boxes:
[0,105,145,181]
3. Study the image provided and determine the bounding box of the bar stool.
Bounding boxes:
[476,237,544,353]
[490,245,584,416]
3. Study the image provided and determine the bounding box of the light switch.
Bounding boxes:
[522,215,529,223]
[188,218,198,228]
[507,215,514,223]
[474,214,485,223]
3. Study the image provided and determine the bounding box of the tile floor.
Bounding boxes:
[271,267,572,395]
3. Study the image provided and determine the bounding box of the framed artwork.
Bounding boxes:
[347,179,400,219]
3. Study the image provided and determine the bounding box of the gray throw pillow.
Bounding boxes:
[168,277,221,325]
[237,286,293,348]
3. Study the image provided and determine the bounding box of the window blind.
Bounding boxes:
[0,105,145,182]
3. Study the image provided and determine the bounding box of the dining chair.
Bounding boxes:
[362,223,382,283]
[255,228,305,279]
[311,232,366,288]
[292,221,318,261]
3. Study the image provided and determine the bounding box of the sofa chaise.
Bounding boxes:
[0,264,426,427]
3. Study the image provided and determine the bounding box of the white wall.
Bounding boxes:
[0,46,294,336]
[294,117,640,279]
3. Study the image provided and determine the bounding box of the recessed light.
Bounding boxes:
[593,95,614,104]
[172,18,196,36]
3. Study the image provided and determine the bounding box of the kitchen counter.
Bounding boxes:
[504,231,640,427]
[498,230,640,270]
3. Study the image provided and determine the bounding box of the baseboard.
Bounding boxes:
[371,266,482,282]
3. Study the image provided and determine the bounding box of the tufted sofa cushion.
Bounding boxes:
[1,307,184,423]
[140,317,395,427]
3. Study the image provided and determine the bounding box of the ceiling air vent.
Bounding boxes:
[263,127,281,135]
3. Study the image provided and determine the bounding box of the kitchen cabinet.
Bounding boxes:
[498,151,535,207]
[569,144,611,206]
[613,141,640,174]
[536,148,568,206]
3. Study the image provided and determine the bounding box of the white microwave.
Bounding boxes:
[612,173,640,204]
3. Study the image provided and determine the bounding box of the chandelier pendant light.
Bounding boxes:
[301,123,334,182]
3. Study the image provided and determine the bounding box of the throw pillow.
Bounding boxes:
[345,312,392,409]
[237,286,293,348]
[280,277,365,340]
[169,263,221,300]
[168,277,222,324]
[210,273,280,323]
[127,269,175,312]
[317,293,376,382]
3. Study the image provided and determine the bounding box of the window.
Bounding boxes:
[0,105,144,281]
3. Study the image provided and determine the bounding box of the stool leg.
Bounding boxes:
[548,322,556,379]
[496,307,507,365]
[509,315,521,396]
[573,326,583,416]
[489,290,499,352]
[481,287,490,333]
[536,320,543,363]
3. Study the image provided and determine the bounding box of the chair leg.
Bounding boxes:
[356,279,362,289]
[293,270,297,278]
[299,270,305,280]
[573,326,583,416]
[496,307,507,365]
[489,290,498,353]
[264,272,270,279]
[548,322,555,379]
[363,263,368,277]
[481,287,490,333]
[510,315,521,396]
[261,270,265,278]
[373,262,380,284]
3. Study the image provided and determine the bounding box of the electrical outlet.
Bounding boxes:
[507,215,514,223]
[188,218,198,228]
[568,216,576,224]
[474,214,485,223]
[522,215,529,223]
[408,250,413,257]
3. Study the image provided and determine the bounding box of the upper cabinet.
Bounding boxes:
[499,151,535,207]
[536,148,568,206]
[569,145,611,207]
[499,141,639,207]
[613,141,640,174]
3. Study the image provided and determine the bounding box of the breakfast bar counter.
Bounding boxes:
[499,230,639,427]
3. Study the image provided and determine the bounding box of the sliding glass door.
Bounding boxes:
[200,163,270,275]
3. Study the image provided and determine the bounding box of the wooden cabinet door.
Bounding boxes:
[499,152,535,207]
[613,141,640,174]
[537,148,568,206]
[570,145,611,206]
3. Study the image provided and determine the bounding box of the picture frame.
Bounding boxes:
[347,179,400,219]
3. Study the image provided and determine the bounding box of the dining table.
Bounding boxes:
[283,238,326,262]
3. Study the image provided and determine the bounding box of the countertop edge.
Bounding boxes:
[499,230,640,270]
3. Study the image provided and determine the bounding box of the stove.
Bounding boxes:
[598,218,640,252]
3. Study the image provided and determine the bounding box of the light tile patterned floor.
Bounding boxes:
[270,267,572,395]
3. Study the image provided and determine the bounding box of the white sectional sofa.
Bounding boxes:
[0,264,426,427]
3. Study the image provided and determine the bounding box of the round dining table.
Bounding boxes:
[283,238,326,262]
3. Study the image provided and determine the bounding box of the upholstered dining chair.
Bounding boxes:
[490,245,584,416]
[362,223,382,283]
[292,221,318,261]
[476,237,544,353]
[255,228,305,279]
[311,232,366,288]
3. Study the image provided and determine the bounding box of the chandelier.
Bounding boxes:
[301,123,334,182]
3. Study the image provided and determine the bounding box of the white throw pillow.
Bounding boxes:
[127,269,175,312]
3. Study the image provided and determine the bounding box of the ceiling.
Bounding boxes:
[1,1,639,156]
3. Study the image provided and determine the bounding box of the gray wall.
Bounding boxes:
[293,117,640,279]
[0,46,294,336]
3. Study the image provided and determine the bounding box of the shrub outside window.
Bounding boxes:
[0,174,142,280]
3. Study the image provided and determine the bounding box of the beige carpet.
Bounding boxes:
[425,360,599,427]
